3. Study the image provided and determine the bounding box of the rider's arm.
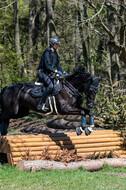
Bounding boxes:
[38,56,43,70]
[56,55,64,73]
[44,51,56,73]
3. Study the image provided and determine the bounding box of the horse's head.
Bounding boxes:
[85,76,102,109]
[66,66,101,109]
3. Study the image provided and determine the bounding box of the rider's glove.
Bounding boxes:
[64,71,69,76]
[56,70,63,76]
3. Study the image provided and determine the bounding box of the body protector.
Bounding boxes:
[38,47,63,74]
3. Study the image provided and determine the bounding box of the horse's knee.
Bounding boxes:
[81,110,85,116]
[89,111,93,117]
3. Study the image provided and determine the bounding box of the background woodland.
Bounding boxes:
[0,0,126,126]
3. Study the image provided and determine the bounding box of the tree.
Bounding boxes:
[46,0,56,44]
[13,0,23,77]
[87,0,126,83]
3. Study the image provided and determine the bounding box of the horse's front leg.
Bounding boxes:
[79,108,95,136]
[62,106,93,136]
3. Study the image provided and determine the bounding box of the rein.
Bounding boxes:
[90,85,99,94]
[63,79,82,99]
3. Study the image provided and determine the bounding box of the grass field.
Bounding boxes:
[0,164,126,190]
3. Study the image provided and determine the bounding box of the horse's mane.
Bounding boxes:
[7,82,34,89]
[73,66,91,76]
[23,83,35,88]
[67,66,92,81]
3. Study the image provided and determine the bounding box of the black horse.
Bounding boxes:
[0,66,101,136]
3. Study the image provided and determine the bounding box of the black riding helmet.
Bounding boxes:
[49,36,61,44]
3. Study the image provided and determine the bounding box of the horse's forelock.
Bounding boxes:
[91,77,100,87]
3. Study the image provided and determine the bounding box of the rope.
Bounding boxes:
[45,97,53,116]
[53,96,60,115]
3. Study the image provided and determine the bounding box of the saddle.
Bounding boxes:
[30,77,62,98]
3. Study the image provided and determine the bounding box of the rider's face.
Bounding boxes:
[53,43,59,50]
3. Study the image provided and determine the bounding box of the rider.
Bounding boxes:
[37,36,68,111]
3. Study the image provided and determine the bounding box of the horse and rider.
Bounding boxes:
[37,36,68,111]
[0,36,101,136]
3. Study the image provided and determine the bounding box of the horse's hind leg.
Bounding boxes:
[0,120,9,136]
[0,111,12,136]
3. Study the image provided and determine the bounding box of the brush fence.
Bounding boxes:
[0,130,126,166]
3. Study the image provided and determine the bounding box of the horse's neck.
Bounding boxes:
[67,77,82,91]
[66,75,90,93]
[64,79,82,98]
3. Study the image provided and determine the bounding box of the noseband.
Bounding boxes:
[90,85,98,94]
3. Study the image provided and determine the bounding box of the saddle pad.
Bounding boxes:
[30,85,44,97]
[30,81,62,98]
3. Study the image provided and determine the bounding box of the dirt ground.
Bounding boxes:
[8,112,105,135]
[101,172,126,177]
[8,115,76,135]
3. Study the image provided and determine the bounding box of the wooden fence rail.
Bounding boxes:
[0,130,126,166]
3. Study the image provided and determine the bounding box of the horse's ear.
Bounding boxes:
[83,66,89,75]
[84,66,87,71]
[90,77,94,83]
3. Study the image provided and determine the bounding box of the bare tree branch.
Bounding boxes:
[0,0,16,10]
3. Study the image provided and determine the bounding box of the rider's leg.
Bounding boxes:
[37,73,53,110]
[37,85,53,110]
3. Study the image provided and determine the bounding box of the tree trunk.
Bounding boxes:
[75,9,81,65]
[17,158,126,172]
[83,3,94,74]
[77,0,88,67]
[46,0,56,45]
[119,0,126,83]
[107,6,120,84]
[27,0,40,78]
[13,0,23,77]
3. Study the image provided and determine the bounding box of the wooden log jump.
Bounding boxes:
[0,130,126,166]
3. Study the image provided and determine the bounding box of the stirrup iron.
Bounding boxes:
[37,103,49,111]
[42,103,49,111]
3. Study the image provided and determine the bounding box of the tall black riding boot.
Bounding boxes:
[37,87,52,111]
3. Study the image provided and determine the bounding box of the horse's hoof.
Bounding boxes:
[76,127,82,135]
[85,128,91,136]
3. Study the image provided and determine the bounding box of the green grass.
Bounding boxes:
[7,129,19,134]
[0,165,126,190]
[101,164,126,173]
[23,111,47,125]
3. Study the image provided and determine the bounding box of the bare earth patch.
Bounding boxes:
[8,114,104,135]
[101,172,126,177]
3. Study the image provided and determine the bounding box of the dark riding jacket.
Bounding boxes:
[38,47,63,74]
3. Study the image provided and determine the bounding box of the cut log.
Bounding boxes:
[8,137,124,148]
[10,141,123,152]
[16,158,126,172]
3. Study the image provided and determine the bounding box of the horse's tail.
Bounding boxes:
[0,92,2,114]
[0,87,7,114]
